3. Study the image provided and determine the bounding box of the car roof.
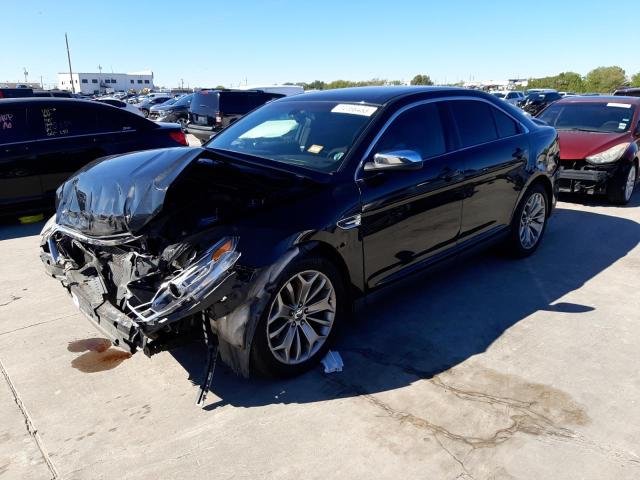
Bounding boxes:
[555,95,640,105]
[0,97,98,105]
[277,86,475,105]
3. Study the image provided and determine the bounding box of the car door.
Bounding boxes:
[447,99,529,244]
[358,101,465,288]
[28,101,102,200]
[0,104,43,207]
[92,103,147,154]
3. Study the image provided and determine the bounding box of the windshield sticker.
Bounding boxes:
[331,104,378,116]
[606,102,632,109]
[619,123,627,130]
[307,144,324,154]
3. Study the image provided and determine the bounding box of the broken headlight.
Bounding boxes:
[126,237,241,324]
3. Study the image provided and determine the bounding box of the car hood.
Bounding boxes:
[54,147,315,239]
[557,130,632,160]
[56,147,205,237]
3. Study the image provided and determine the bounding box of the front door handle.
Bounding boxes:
[513,147,525,160]
[438,167,463,182]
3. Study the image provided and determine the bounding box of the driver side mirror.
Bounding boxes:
[634,123,640,137]
[363,150,423,172]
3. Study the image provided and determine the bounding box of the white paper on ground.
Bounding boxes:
[321,350,344,373]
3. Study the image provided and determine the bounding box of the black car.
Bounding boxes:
[186,89,284,143]
[613,87,640,97]
[518,91,562,116]
[32,90,74,98]
[0,88,34,99]
[137,95,172,117]
[0,98,188,216]
[149,94,193,128]
[40,87,559,379]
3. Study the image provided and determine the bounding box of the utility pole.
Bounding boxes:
[65,33,75,93]
[98,64,103,94]
[23,67,28,83]
[40,75,43,89]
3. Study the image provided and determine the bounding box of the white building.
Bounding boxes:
[57,71,154,94]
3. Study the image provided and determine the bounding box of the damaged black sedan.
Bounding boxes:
[40,87,559,378]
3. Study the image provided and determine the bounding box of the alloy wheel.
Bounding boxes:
[267,270,336,365]
[519,192,546,250]
[625,165,636,202]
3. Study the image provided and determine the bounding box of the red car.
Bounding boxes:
[537,96,639,204]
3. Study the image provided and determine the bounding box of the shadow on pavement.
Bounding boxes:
[170,206,640,409]
[0,220,46,241]
[559,189,640,208]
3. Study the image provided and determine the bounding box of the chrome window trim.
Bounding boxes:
[2,129,135,148]
[355,96,529,180]
[48,224,142,246]
[34,129,136,143]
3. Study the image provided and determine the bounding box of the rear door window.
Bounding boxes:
[374,103,447,159]
[220,93,249,114]
[449,100,498,148]
[0,106,28,144]
[492,107,520,138]
[32,103,98,138]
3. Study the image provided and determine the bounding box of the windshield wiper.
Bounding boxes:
[205,147,326,183]
[558,127,603,133]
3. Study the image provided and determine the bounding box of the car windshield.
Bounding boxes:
[491,92,505,98]
[206,100,378,173]
[525,93,546,102]
[173,94,192,106]
[538,102,636,133]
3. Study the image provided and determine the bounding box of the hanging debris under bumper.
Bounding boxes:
[40,222,246,356]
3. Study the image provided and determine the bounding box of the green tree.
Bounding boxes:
[526,72,585,92]
[631,72,640,87]
[410,74,433,86]
[585,66,627,93]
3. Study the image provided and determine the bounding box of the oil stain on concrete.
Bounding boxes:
[68,337,131,373]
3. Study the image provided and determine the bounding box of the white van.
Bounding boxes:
[236,85,304,96]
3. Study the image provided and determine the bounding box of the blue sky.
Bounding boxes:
[2,0,639,89]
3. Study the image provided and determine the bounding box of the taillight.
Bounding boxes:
[215,111,222,127]
[169,131,188,146]
[0,91,4,98]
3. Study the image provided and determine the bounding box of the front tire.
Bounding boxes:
[607,162,637,205]
[250,255,345,378]
[507,183,549,257]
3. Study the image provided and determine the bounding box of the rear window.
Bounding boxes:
[190,91,220,114]
[96,104,154,132]
[450,100,498,147]
[538,102,637,133]
[0,106,28,143]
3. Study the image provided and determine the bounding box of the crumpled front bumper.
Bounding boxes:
[557,162,617,193]
[40,224,245,355]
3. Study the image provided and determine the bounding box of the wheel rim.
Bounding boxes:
[519,192,546,250]
[267,270,336,365]
[625,165,636,201]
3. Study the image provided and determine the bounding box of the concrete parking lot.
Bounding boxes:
[1,195,639,480]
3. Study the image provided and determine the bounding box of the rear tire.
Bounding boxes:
[506,183,549,257]
[250,255,346,378]
[607,162,637,205]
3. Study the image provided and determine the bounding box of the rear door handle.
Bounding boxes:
[438,167,463,182]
